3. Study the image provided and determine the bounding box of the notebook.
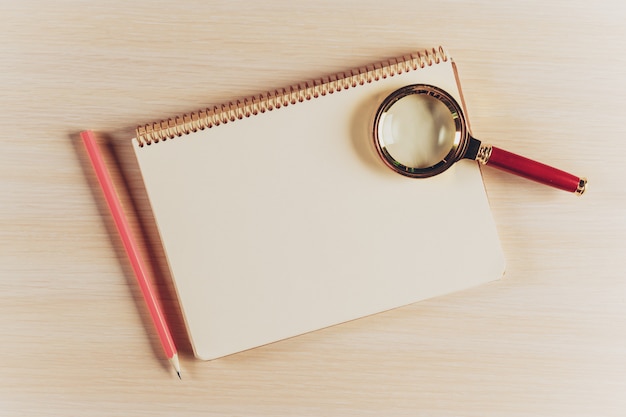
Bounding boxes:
[132,46,505,360]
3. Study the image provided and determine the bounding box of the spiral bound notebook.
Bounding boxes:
[132,47,505,360]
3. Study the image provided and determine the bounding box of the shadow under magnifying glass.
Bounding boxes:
[347,91,396,175]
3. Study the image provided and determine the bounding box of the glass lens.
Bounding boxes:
[379,93,457,169]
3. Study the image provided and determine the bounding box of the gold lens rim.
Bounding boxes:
[372,84,468,178]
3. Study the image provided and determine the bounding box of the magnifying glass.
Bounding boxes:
[372,84,586,195]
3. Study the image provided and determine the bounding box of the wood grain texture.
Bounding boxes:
[1,1,625,416]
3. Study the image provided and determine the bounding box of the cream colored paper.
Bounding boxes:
[133,56,505,360]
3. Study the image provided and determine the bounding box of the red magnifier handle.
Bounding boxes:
[477,145,587,195]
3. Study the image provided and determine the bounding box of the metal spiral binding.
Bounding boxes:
[135,46,448,146]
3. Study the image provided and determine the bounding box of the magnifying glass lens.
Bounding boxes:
[380,94,457,168]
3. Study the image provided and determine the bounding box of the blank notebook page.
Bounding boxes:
[133,54,505,360]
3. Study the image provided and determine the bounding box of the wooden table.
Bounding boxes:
[2,1,625,415]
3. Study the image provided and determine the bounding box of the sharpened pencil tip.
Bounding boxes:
[169,353,182,379]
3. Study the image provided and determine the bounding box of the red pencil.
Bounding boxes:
[80,130,181,378]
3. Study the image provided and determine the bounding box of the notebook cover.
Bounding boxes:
[132,51,505,360]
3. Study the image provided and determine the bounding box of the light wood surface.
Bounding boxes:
[2,1,625,416]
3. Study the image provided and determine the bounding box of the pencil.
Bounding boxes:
[80,130,181,379]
